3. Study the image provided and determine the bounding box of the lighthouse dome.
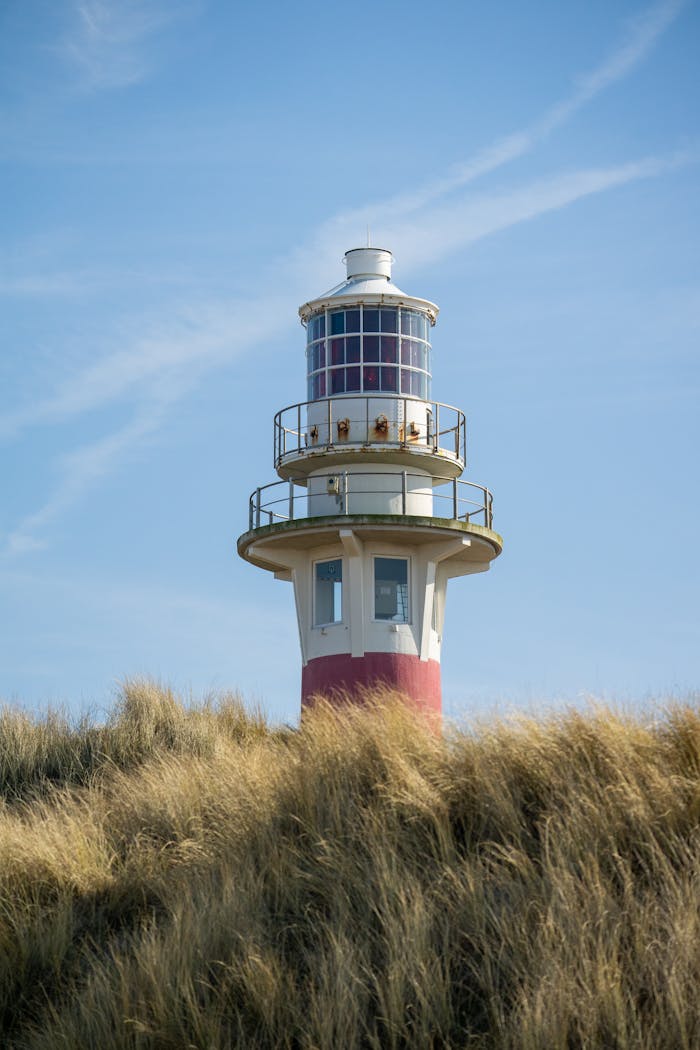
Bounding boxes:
[299,247,439,323]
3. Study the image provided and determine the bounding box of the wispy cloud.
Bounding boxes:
[2,408,163,556]
[3,0,691,556]
[303,0,687,232]
[4,148,692,557]
[59,0,194,90]
[382,152,693,273]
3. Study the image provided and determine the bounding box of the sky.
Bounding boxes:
[1,0,698,725]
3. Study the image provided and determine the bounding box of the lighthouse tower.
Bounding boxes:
[237,248,502,719]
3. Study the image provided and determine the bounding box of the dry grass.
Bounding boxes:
[0,681,698,1048]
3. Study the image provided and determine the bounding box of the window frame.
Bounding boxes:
[313,557,344,627]
[372,555,410,624]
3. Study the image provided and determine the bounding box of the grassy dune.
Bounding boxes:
[0,683,698,1049]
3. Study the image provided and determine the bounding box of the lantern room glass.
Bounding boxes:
[306,306,432,402]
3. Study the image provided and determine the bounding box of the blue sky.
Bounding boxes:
[1,0,698,724]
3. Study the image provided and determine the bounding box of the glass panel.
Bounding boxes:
[400,338,412,365]
[380,366,397,392]
[345,309,360,333]
[345,366,360,391]
[400,369,411,394]
[410,313,423,338]
[311,315,325,342]
[400,310,411,336]
[363,366,379,391]
[330,310,345,335]
[363,334,380,361]
[330,368,345,394]
[331,338,344,366]
[318,343,326,369]
[417,344,428,372]
[381,335,397,363]
[363,308,379,332]
[315,559,342,625]
[380,308,397,332]
[346,335,360,363]
[374,557,409,622]
[308,376,314,400]
[410,371,427,398]
[318,372,326,398]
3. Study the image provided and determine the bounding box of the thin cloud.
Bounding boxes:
[59,0,194,89]
[311,0,686,228]
[382,153,693,274]
[4,148,693,557]
[3,0,691,555]
[2,409,163,557]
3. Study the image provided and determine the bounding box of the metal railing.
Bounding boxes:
[247,471,494,531]
[273,396,466,469]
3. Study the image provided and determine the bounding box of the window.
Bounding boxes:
[315,559,343,624]
[374,557,409,622]
[306,307,432,401]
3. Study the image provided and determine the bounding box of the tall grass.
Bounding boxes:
[0,681,698,1048]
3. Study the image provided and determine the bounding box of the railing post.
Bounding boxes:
[249,497,253,531]
[327,398,332,447]
[255,488,261,528]
[343,471,349,514]
[452,478,458,520]
[288,479,295,520]
[401,470,407,515]
[435,403,440,453]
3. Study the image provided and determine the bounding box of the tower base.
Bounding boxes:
[301,652,441,718]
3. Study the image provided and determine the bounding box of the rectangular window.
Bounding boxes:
[330,311,345,335]
[363,308,380,333]
[380,308,397,332]
[315,559,343,625]
[363,335,380,361]
[345,335,361,363]
[363,365,379,390]
[381,335,397,362]
[331,338,344,366]
[374,557,409,622]
[380,366,397,392]
[345,309,360,333]
[345,366,361,391]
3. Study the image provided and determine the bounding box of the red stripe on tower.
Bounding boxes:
[301,652,441,716]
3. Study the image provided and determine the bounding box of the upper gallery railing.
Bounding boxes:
[273,396,466,469]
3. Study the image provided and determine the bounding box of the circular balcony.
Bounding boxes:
[246,470,494,531]
[273,395,466,479]
[238,470,501,574]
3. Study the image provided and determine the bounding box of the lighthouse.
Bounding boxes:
[237,248,502,720]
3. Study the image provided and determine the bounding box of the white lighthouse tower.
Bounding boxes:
[237,248,502,720]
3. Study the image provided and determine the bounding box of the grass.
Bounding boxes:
[0,681,698,1048]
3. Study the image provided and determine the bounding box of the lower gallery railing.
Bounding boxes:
[247,472,494,530]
